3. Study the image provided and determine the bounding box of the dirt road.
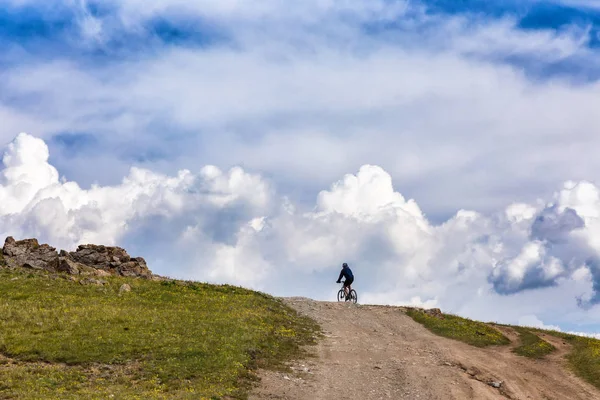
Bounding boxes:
[249,298,600,400]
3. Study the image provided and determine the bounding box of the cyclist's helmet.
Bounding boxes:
[342,262,348,268]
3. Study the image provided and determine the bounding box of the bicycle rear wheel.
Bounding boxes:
[337,289,345,302]
[349,289,357,304]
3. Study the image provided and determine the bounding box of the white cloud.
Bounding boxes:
[315,165,427,225]
[0,133,271,253]
[489,241,567,294]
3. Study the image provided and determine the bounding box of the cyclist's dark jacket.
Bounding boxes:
[337,266,353,282]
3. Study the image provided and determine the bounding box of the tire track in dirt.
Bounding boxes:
[249,298,600,400]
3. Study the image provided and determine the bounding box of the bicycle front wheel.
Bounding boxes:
[337,289,345,302]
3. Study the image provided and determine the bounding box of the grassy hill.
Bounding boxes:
[0,268,320,400]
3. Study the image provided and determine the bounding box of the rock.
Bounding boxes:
[489,381,503,388]
[79,278,107,286]
[119,284,131,293]
[1,236,153,278]
[3,237,58,271]
[68,245,151,278]
[57,257,80,275]
[119,257,150,277]
[94,269,112,277]
[424,308,444,319]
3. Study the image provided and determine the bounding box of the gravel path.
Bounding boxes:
[249,298,600,400]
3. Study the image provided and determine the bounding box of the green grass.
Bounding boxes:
[0,268,320,399]
[511,327,555,359]
[566,336,600,389]
[405,308,510,347]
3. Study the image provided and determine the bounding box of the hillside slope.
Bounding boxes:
[0,268,319,399]
[250,298,600,400]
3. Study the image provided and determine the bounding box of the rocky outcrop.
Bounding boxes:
[3,237,59,271]
[67,245,151,278]
[1,236,152,278]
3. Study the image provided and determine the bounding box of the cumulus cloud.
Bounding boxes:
[486,181,600,308]
[490,241,563,294]
[0,133,271,255]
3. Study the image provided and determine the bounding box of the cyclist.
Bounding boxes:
[336,262,354,301]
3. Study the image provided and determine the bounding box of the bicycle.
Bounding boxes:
[337,281,357,304]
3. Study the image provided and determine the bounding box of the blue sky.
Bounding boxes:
[4,0,600,335]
